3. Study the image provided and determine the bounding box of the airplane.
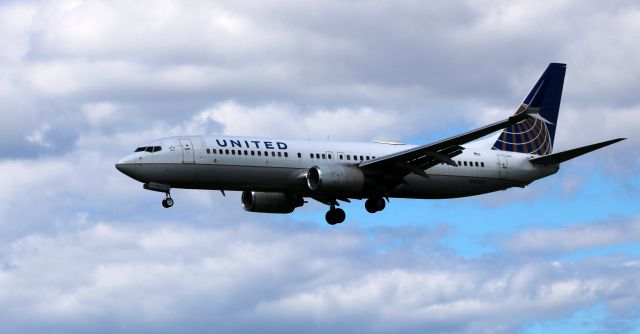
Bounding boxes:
[115,63,625,225]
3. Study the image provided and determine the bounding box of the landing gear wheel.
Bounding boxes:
[162,196,174,208]
[365,197,386,213]
[325,207,346,225]
[325,210,337,225]
[334,208,345,223]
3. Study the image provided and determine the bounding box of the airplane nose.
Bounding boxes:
[115,162,126,173]
[115,156,137,177]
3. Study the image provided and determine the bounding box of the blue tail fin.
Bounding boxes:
[492,63,566,155]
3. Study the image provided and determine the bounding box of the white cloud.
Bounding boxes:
[82,102,120,128]
[0,221,639,334]
[1,0,638,165]
[187,100,409,141]
[0,1,639,333]
[25,123,52,148]
[501,218,640,254]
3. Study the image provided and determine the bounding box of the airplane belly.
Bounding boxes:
[390,174,520,199]
[170,164,307,192]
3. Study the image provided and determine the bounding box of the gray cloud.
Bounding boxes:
[0,1,639,333]
[0,0,638,165]
[1,221,639,334]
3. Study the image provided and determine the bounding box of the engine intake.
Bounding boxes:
[306,165,365,193]
[241,191,304,214]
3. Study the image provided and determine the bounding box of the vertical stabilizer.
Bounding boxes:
[492,63,566,155]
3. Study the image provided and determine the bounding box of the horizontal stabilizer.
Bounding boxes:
[529,138,625,165]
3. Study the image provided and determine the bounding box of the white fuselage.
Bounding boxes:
[116,135,559,199]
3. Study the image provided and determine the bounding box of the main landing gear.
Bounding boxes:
[161,193,174,208]
[325,205,346,225]
[365,197,386,213]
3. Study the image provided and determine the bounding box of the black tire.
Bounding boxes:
[374,197,386,211]
[325,210,338,225]
[162,198,169,208]
[334,208,346,224]
[165,197,174,207]
[365,198,377,213]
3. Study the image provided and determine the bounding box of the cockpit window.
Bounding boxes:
[135,146,162,153]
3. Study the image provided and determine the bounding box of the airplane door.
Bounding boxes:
[180,139,195,164]
[497,155,508,178]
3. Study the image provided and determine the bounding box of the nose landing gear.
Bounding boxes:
[161,194,174,208]
[143,183,173,208]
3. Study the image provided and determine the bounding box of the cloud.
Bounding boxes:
[1,0,638,168]
[0,1,639,333]
[187,100,411,141]
[0,221,638,334]
[500,218,640,255]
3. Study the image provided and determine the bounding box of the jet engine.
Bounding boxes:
[241,191,304,214]
[306,165,365,193]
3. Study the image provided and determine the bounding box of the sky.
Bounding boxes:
[1,0,639,333]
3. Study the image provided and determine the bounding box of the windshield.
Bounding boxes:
[134,146,162,153]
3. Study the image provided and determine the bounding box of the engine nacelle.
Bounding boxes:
[306,165,365,193]
[241,191,304,214]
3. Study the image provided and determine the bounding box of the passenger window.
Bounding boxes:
[251,150,255,156]
[475,162,479,167]
[206,148,210,154]
[225,149,229,154]
[277,152,282,157]
[316,153,320,159]
[347,155,351,160]
[339,154,343,160]
[271,151,275,157]
[135,147,146,152]
[463,161,467,166]
[297,153,301,158]
[366,156,370,160]
[321,154,326,159]
[373,156,376,159]
[310,153,314,158]
[285,152,288,158]
[232,150,236,155]
[244,150,248,155]
[360,155,364,161]
[481,162,485,167]
[258,151,262,156]
[213,149,217,154]
[328,154,332,159]
[264,151,268,156]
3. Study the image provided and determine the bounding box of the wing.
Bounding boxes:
[359,106,539,182]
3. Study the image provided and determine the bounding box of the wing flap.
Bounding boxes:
[529,138,625,165]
